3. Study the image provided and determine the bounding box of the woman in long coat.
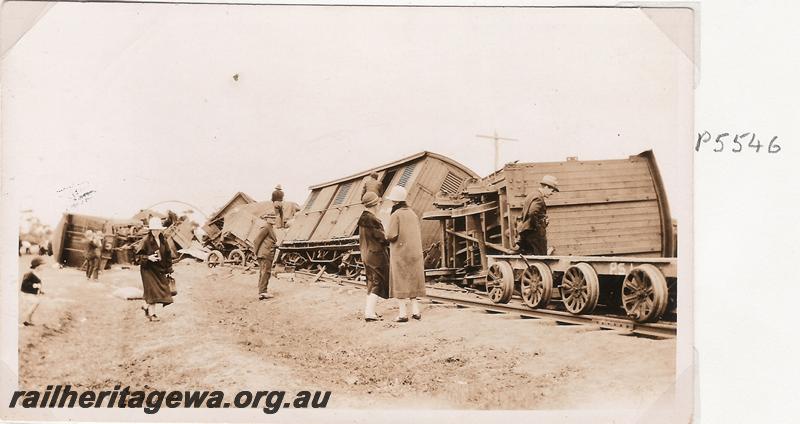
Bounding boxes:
[385,186,426,322]
[358,192,390,321]
[136,217,174,322]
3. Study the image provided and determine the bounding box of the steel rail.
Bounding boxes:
[292,270,676,339]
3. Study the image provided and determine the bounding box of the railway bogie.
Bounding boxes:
[482,255,676,323]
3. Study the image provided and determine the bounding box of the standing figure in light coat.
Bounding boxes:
[385,186,426,322]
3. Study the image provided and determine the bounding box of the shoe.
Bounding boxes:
[149,315,161,322]
[412,314,422,321]
[393,316,409,323]
[258,293,274,300]
[23,321,34,326]
[364,316,381,322]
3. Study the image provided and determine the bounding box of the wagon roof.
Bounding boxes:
[207,191,256,223]
[308,151,479,190]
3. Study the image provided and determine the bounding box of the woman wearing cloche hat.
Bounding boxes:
[357,191,390,321]
[385,186,426,322]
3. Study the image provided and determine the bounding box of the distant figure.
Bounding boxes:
[253,212,278,300]
[516,175,559,255]
[385,186,426,322]
[358,192,390,322]
[136,217,174,322]
[362,172,384,197]
[272,185,285,228]
[92,231,104,278]
[20,257,46,326]
[84,230,100,281]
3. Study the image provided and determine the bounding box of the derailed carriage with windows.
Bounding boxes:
[423,151,677,323]
[277,151,479,276]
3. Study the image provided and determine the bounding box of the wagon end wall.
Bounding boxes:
[503,152,670,257]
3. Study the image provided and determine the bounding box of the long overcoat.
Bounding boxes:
[386,206,426,299]
[358,210,390,299]
[136,232,174,305]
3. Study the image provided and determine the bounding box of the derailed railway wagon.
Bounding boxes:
[423,151,677,323]
[52,213,142,268]
[277,151,479,276]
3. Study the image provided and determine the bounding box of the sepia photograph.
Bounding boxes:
[1,2,694,422]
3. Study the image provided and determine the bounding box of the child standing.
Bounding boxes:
[20,257,45,326]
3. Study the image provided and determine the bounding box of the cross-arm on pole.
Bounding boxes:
[476,130,518,171]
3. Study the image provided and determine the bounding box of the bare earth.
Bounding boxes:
[17,256,675,410]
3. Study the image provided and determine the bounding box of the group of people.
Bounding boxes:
[21,174,559,326]
[358,180,426,323]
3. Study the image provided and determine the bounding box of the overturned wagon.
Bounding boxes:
[278,151,479,275]
[424,151,677,323]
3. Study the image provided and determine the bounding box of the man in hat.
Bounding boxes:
[271,185,285,228]
[516,175,559,255]
[253,212,278,300]
[20,257,46,326]
[361,172,384,197]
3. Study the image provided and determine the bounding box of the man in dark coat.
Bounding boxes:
[271,185,285,228]
[253,213,278,300]
[136,218,174,322]
[516,175,559,255]
[361,172,384,197]
[20,256,46,326]
[358,191,390,321]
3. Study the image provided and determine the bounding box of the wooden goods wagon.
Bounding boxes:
[424,150,677,323]
[52,213,141,268]
[205,200,298,269]
[202,192,256,240]
[278,151,479,276]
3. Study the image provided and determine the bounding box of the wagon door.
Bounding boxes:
[284,186,337,242]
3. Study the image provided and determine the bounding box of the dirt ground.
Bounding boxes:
[16,255,676,410]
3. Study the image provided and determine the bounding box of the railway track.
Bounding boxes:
[293,270,677,339]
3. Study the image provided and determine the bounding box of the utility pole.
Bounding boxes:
[476,130,518,171]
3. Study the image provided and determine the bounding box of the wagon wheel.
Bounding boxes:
[206,250,224,268]
[485,261,514,304]
[622,264,669,323]
[245,252,259,270]
[561,263,599,315]
[520,262,553,309]
[281,251,308,269]
[340,253,363,279]
[228,249,246,267]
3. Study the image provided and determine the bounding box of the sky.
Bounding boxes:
[2,3,694,227]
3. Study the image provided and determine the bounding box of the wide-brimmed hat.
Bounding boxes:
[540,175,559,192]
[148,217,165,230]
[362,192,380,208]
[84,230,94,237]
[30,257,45,269]
[385,186,408,202]
[275,184,282,190]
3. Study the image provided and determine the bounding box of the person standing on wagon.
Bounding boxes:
[358,191,390,322]
[253,212,278,300]
[385,186,426,322]
[271,185,285,229]
[136,217,174,322]
[516,175,559,255]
